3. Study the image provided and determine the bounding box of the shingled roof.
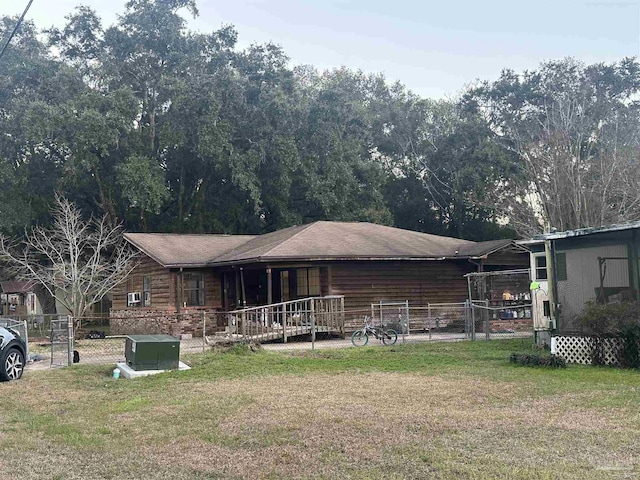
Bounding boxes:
[212,221,478,264]
[125,222,517,267]
[0,280,36,294]
[124,233,256,268]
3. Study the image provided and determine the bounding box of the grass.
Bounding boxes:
[1,339,639,479]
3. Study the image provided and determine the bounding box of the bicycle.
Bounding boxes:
[351,316,398,346]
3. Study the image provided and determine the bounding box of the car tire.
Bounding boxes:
[1,347,25,381]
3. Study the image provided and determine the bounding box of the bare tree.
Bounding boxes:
[0,196,139,319]
[467,58,640,237]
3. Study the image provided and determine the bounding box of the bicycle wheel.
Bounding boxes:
[351,330,369,347]
[382,329,398,346]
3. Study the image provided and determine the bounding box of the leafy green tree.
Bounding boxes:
[116,155,170,229]
[0,18,82,234]
[2,0,560,243]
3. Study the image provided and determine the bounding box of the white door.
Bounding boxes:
[531,253,550,330]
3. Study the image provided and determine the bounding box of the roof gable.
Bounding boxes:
[0,280,36,294]
[124,233,256,267]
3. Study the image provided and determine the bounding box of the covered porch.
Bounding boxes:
[220,264,329,311]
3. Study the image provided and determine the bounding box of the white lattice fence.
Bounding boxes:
[552,336,621,366]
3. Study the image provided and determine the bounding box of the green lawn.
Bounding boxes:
[1,339,639,479]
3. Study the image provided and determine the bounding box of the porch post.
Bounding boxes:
[235,270,241,310]
[266,268,273,304]
[222,273,227,311]
[240,267,247,308]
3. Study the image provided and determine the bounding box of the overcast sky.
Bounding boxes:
[2,0,639,98]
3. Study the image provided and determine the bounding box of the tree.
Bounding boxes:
[377,93,517,240]
[3,1,566,241]
[0,196,139,319]
[0,17,83,235]
[465,57,640,236]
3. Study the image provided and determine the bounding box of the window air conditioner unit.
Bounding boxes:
[127,292,141,306]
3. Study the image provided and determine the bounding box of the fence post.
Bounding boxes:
[202,311,206,353]
[23,320,30,361]
[310,299,316,350]
[471,304,476,341]
[464,300,470,339]
[402,300,408,344]
[340,296,345,338]
[67,315,74,366]
[485,308,490,341]
[282,305,287,343]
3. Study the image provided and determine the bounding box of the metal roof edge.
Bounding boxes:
[531,220,640,241]
[207,254,495,267]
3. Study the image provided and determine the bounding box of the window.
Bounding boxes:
[296,268,321,297]
[534,255,548,280]
[183,272,205,306]
[127,276,141,307]
[297,269,307,297]
[143,275,151,307]
[308,268,320,296]
[280,271,290,302]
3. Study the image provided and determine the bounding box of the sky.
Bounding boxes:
[2,0,639,98]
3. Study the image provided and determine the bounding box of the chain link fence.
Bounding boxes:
[7,297,533,369]
[466,269,534,340]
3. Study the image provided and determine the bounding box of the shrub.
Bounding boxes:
[619,324,640,369]
[577,301,640,368]
[509,353,566,368]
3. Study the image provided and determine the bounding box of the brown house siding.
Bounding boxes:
[112,256,223,312]
[110,255,224,336]
[111,256,173,310]
[328,260,473,312]
[172,269,222,311]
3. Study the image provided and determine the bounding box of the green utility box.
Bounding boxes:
[125,335,180,371]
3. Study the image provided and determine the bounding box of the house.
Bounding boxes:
[0,280,42,316]
[520,221,640,343]
[110,221,528,335]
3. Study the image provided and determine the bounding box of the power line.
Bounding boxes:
[0,0,35,63]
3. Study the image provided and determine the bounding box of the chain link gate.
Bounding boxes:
[51,316,73,367]
[372,301,410,336]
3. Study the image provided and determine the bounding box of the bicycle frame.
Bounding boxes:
[358,317,395,342]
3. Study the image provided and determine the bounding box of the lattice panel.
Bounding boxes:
[553,336,621,366]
